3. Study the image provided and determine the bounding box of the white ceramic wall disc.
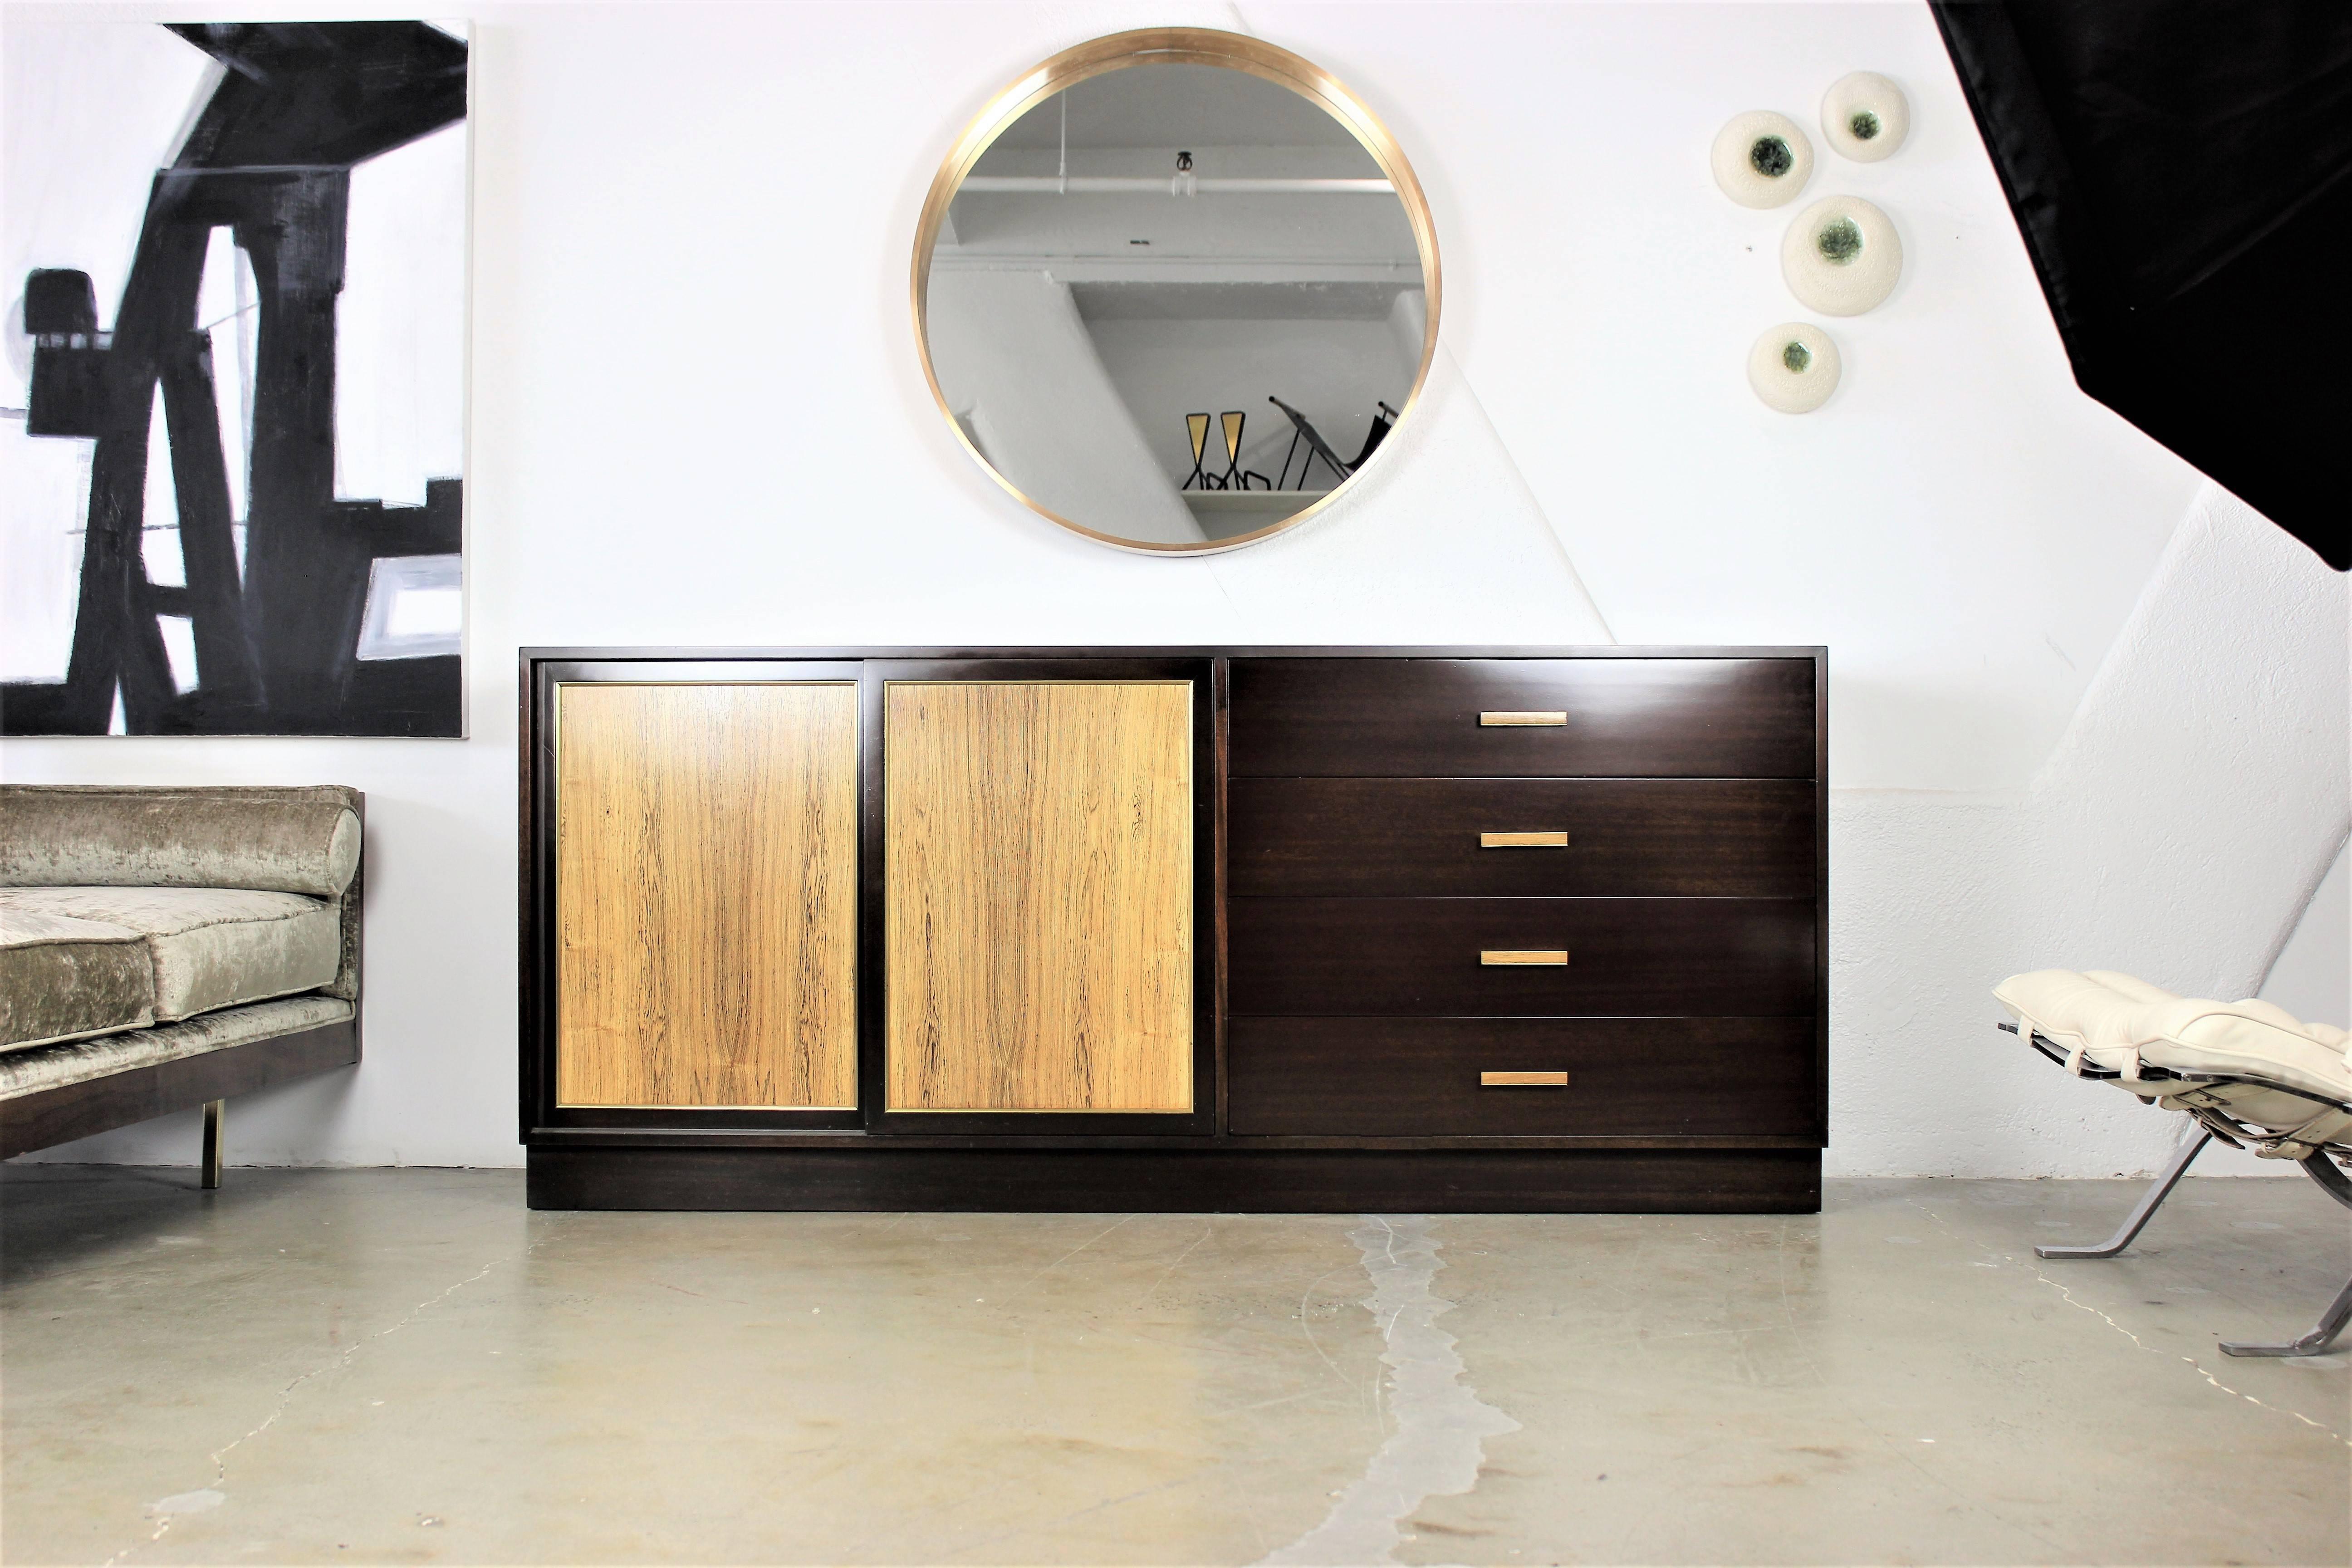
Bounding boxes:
[1782,196,1902,315]
[1822,71,1910,161]
[1711,111,1814,208]
[1748,323,1841,413]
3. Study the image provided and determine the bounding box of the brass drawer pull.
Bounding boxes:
[1480,831,1568,848]
[1481,949,1568,965]
[1481,1070,1568,1088]
[1480,710,1566,727]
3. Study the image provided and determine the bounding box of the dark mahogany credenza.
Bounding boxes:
[519,647,1826,1211]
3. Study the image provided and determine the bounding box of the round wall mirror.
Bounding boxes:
[913,29,1441,554]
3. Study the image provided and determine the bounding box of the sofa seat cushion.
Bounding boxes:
[0,887,341,1024]
[0,907,158,1051]
[1996,968,2352,1104]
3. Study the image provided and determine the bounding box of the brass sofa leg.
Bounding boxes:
[201,1100,224,1189]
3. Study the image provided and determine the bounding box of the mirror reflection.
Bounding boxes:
[921,60,1434,549]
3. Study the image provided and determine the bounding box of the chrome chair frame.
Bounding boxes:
[2004,1021,2352,1357]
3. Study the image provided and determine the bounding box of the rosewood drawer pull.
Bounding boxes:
[1479,831,1568,848]
[1480,949,1568,965]
[1479,710,1566,727]
[1481,1070,1569,1088]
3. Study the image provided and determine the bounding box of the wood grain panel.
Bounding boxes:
[1229,778,1816,897]
[1228,897,1816,1016]
[1228,657,1816,778]
[556,683,858,1107]
[885,681,1193,1112]
[1228,1017,1818,1137]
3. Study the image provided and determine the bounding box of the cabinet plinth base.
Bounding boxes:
[525,1147,1821,1213]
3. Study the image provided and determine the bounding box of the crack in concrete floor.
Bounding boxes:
[1260,1216,1518,1566]
[2033,1265,2351,1443]
[1904,1193,2352,1446]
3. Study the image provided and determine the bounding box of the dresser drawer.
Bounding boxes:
[1228,1017,1818,1137]
[1228,658,1816,779]
[1228,897,1816,1016]
[1230,778,1816,897]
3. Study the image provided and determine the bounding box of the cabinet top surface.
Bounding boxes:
[522,645,1828,663]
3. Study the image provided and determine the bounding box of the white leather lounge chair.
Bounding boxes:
[1996,970,2352,1358]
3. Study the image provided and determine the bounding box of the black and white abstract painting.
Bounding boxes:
[2,21,468,737]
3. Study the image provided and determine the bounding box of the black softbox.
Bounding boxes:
[1931,0,2352,569]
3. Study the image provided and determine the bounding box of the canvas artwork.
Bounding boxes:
[1,21,469,737]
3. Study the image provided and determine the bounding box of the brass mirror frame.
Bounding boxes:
[911,28,1443,556]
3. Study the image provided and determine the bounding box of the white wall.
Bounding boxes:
[2263,843,2351,1031]
[1830,489,2347,1177]
[5,0,2343,1176]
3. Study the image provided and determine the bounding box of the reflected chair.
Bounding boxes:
[1347,401,1401,469]
[1216,411,1270,491]
[1270,397,1399,490]
[1182,412,1212,490]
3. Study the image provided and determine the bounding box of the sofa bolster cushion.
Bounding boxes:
[0,887,341,1024]
[0,907,158,1051]
[0,785,360,897]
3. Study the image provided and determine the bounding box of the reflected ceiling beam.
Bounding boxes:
[959,176,1394,195]
[929,256,1419,283]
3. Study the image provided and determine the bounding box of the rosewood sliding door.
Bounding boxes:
[554,681,860,1109]
[881,679,1194,1114]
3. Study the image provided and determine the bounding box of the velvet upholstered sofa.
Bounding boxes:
[0,786,363,1178]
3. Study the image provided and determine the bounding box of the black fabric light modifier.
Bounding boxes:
[1931,0,2352,570]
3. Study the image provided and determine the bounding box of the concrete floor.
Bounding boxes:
[2,1168,2346,1567]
